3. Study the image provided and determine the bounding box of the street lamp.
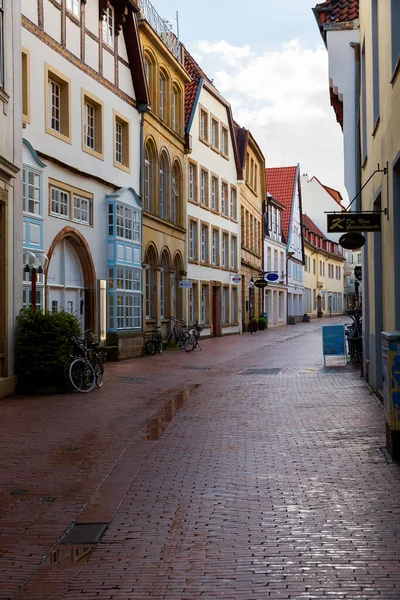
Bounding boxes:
[23,252,48,311]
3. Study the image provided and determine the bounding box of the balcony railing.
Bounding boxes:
[138,0,182,64]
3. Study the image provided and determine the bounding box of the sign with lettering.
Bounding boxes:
[327,212,381,233]
[322,325,347,358]
[265,273,279,282]
[179,281,193,289]
[231,275,241,284]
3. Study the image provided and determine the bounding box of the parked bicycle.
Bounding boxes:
[144,325,163,355]
[184,322,203,353]
[166,316,190,350]
[345,309,363,364]
[66,329,104,392]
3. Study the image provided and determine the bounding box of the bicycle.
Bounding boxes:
[184,322,203,353]
[165,317,189,350]
[66,329,104,392]
[144,326,163,355]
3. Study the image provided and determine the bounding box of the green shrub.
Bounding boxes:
[16,309,81,370]
[258,317,268,326]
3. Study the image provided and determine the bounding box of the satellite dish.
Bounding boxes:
[339,232,366,250]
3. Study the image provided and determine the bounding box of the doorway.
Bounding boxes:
[212,286,221,337]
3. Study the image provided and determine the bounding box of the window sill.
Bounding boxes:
[199,203,210,211]
[23,212,44,220]
[211,145,220,155]
[221,152,229,161]
[114,160,131,174]
[199,137,209,147]
[188,198,199,206]
[83,145,104,161]
[188,258,199,265]
[46,127,72,145]
[222,323,231,328]
[211,208,220,216]
[200,261,211,267]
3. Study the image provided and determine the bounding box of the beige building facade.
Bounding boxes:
[139,6,190,337]
[236,126,265,331]
[0,0,23,397]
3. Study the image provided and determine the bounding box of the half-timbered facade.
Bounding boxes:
[21,0,149,358]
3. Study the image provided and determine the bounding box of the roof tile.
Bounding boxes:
[183,48,214,131]
[314,0,359,25]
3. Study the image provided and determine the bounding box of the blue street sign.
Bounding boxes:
[265,273,279,282]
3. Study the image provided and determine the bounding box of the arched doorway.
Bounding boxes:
[46,227,96,332]
[173,252,184,320]
[144,243,158,323]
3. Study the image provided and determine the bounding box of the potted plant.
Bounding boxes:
[249,317,258,332]
[258,316,268,330]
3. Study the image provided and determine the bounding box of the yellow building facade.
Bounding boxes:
[302,215,345,318]
[138,15,190,337]
[359,2,400,395]
[236,126,266,331]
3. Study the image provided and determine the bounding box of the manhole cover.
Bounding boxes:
[242,368,281,375]
[60,523,108,545]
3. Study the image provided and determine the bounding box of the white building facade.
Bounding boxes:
[21,0,149,358]
[263,194,288,327]
[0,0,23,397]
[184,51,241,337]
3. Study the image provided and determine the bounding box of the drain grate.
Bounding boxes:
[242,368,282,375]
[11,489,28,496]
[60,523,109,545]
[182,366,210,371]
[119,376,149,383]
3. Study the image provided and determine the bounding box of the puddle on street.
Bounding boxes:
[144,385,199,440]
[46,544,93,566]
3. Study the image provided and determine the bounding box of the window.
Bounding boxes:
[172,165,179,225]
[22,49,30,123]
[189,220,198,261]
[231,287,238,323]
[221,182,228,216]
[159,72,168,122]
[144,149,150,211]
[212,229,219,266]
[171,85,181,134]
[145,267,151,319]
[112,292,141,331]
[189,162,197,202]
[200,170,209,207]
[201,285,209,325]
[279,292,284,321]
[73,195,90,224]
[231,236,237,270]
[66,0,80,17]
[114,111,130,171]
[159,153,169,220]
[222,233,229,268]
[51,186,69,218]
[313,289,316,310]
[189,282,198,324]
[211,118,219,148]
[254,164,258,192]
[102,5,114,47]
[200,109,208,141]
[201,224,209,263]
[391,0,400,75]
[23,167,41,215]
[108,203,140,241]
[313,258,316,275]
[82,91,104,159]
[0,0,4,89]
[221,126,228,156]
[230,187,237,220]
[222,287,229,323]
[211,176,219,211]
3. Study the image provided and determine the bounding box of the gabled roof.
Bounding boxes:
[310,176,344,207]
[313,0,359,26]
[265,166,298,242]
[302,213,325,238]
[183,48,214,132]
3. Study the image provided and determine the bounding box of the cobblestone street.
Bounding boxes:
[2,318,400,599]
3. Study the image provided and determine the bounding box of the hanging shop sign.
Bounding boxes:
[339,232,366,250]
[265,273,279,282]
[179,281,193,289]
[231,275,241,284]
[327,212,381,233]
[254,279,269,289]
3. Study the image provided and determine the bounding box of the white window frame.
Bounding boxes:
[212,229,219,266]
[23,167,41,216]
[231,236,237,270]
[159,75,165,121]
[200,170,208,206]
[201,224,208,263]
[211,176,218,211]
[102,5,114,47]
[221,183,228,216]
[66,0,80,18]
[115,120,123,164]
[201,285,208,325]
[189,163,196,201]
[189,221,197,261]
[50,186,70,218]
[230,188,237,220]
[172,170,178,225]
[84,101,95,150]
[73,195,90,225]
[222,233,228,268]
[48,79,61,132]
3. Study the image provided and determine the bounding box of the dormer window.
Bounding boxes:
[102,5,114,47]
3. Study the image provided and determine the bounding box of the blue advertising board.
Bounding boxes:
[322,325,347,361]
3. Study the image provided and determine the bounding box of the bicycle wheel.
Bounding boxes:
[145,340,157,356]
[184,334,195,353]
[93,355,104,388]
[157,336,163,354]
[178,330,190,349]
[68,358,96,393]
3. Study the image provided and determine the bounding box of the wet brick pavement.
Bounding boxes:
[2,318,400,599]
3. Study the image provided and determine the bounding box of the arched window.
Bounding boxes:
[159,69,169,123]
[159,152,170,221]
[171,84,181,134]
[144,244,158,321]
[144,148,150,212]
[172,161,181,227]
[144,138,157,215]
[144,51,156,107]
[160,250,172,320]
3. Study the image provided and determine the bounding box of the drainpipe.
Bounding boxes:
[137,105,149,331]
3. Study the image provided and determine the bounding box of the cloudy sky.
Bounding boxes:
[152,0,347,200]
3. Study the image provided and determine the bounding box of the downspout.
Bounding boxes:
[137,105,149,331]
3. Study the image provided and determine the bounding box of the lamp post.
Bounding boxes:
[23,252,48,311]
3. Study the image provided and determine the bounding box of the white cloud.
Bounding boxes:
[192,38,346,199]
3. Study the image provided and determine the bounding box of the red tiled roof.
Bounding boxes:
[265,166,298,242]
[314,0,359,25]
[311,176,344,207]
[302,213,325,238]
[183,48,214,131]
